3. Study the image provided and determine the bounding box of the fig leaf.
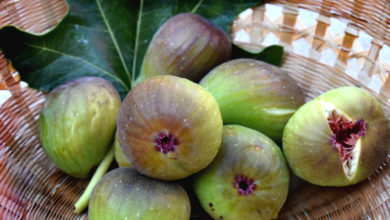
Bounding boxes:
[232,44,284,67]
[0,0,262,97]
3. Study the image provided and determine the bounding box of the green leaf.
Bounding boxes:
[0,0,262,97]
[232,44,285,67]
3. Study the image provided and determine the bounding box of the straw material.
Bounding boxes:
[1,0,390,219]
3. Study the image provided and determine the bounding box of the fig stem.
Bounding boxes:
[74,146,115,214]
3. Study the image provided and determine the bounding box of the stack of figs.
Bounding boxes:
[38,13,390,220]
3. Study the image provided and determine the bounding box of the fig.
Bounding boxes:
[199,58,304,142]
[114,133,131,167]
[283,87,390,186]
[89,167,191,220]
[137,13,231,84]
[193,125,289,220]
[39,77,121,179]
[117,75,223,180]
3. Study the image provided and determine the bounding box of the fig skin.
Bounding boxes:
[39,77,121,179]
[283,87,390,186]
[137,13,231,84]
[89,167,191,220]
[114,133,131,167]
[193,125,289,220]
[117,75,223,180]
[199,58,304,142]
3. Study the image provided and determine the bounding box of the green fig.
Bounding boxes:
[193,125,289,220]
[117,75,223,180]
[283,87,390,186]
[114,133,131,167]
[137,13,231,84]
[89,167,191,220]
[199,58,304,142]
[39,77,121,179]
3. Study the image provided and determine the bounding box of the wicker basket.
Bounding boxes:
[1,0,390,219]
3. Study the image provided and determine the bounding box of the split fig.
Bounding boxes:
[199,58,304,142]
[39,77,121,179]
[89,167,191,220]
[193,125,289,220]
[283,87,390,186]
[137,13,231,84]
[117,75,223,180]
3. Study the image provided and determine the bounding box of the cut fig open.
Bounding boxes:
[283,87,390,187]
[323,103,367,179]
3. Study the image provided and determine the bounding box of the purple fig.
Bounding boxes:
[200,58,305,142]
[89,167,191,219]
[137,13,231,84]
[193,125,289,220]
[283,87,390,186]
[117,75,223,180]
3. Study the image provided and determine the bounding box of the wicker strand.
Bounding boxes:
[0,50,21,96]
[280,3,299,51]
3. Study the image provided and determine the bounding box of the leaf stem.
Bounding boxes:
[74,146,115,214]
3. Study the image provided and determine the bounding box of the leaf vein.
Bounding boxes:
[22,42,129,91]
[96,0,131,84]
[131,0,144,86]
[191,0,204,13]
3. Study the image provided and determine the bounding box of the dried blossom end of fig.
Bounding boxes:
[233,174,257,196]
[154,131,179,154]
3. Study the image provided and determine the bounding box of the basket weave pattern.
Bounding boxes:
[1,0,390,219]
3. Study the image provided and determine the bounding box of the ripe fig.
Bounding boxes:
[283,87,390,186]
[193,125,289,220]
[199,58,304,142]
[89,167,191,220]
[39,77,121,179]
[137,13,231,84]
[117,75,223,180]
[114,133,131,167]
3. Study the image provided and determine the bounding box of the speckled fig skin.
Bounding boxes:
[199,58,304,142]
[117,75,223,180]
[193,125,289,220]
[114,133,131,167]
[136,13,231,84]
[39,77,121,179]
[89,167,191,220]
[283,87,390,186]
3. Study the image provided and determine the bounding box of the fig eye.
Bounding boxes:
[233,174,256,196]
[154,131,179,154]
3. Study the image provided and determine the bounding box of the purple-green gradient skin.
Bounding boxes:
[89,167,191,220]
[39,77,121,179]
[200,59,305,142]
[117,75,223,180]
[137,13,231,84]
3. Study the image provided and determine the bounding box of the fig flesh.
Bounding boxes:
[117,75,223,180]
[137,13,231,84]
[89,167,191,220]
[283,87,390,186]
[199,58,304,142]
[193,125,289,220]
[39,77,121,179]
